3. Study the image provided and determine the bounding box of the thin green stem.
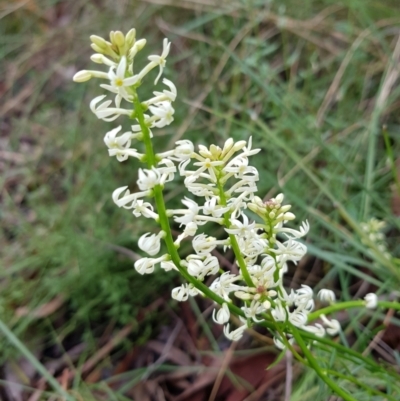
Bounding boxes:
[216,179,254,287]
[290,325,357,401]
[378,301,400,310]
[131,91,249,319]
[0,318,75,401]
[308,300,365,321]
[302,331,400,383]
[260,315,307,365]
[132,93,156,168]
[382,127,400,196]
[308,300,400,322]
[326,369,398,401]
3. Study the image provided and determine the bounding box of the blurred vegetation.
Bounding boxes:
[1,0,400,399]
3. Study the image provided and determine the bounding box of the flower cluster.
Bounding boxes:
[73,29,175,133]
[166,143,343,344]
[73,28,380,349]
[360,218,391,260]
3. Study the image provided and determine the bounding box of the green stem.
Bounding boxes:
[308,300,365,321]
[378,300,400,310]
[382,127,400,196]
[326,369,398,401]
[308,300,400,322]
[261,315,307,365]
[132,94,156,168]
[216,179,254,287]
[132,91,250,319]
[302,330,400,382]
[0,318,75,401]
[290,325,357,401]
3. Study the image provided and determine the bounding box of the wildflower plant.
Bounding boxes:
[74,29,400,400]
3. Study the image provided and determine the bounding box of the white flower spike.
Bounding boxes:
[74,28,369,353]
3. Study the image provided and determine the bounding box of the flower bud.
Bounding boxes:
[134,38,146,51]
[73,70,92,82]
[318,289,336,303]
[90,54,104,64]
[91,54,116,67]
[233,140,247,151]
[114,31,125,48]
[364,293,378,309]
[234,290,252,300]
[282,212,295,221]
[90,43,104,53]
[125,28,136,47]
[90,35,108,49]
[262,300,271,310]
[222,138,234,154]
[109,31,115,44]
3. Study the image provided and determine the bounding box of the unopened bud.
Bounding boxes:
[222,138,234,153]
[129,38,147,59]
[90,43,104,53]
[234,291,252,300]
[135,38,146,50]
[125,28,136,47]
[364,293,378,309]
[262,300,271,309]
[90,54,104,64]
[90,35,108,49]
[318,289,336,303]
[283,212,295,221]
[90,54,116,67]
[73,70,92,82]
[280,204,291,213]
[114,31,125,48]
[233,140,246,151]
[109,31,115,44]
